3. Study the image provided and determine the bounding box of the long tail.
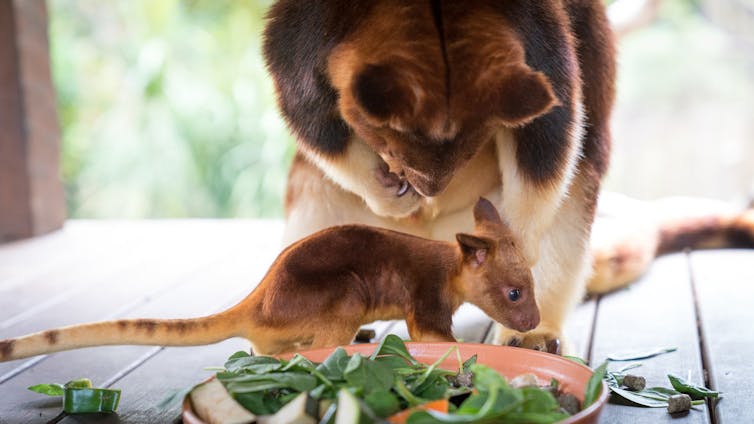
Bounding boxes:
[0,308,245,362]
[588,194,754,294]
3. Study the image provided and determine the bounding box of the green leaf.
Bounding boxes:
[315,347,351,381]
[28,383,65,397]
[607,386,669,407]
[281,354,316,372]
[234,391,283,415]
[224,355,282,374]
[221,371,317,393]
[668,374,720,399]
[411,347,456,390]
[584,361,607,408]
[364,389,401,417]
[563,356,587,366]
[414,373,451,401]
[607,347,677,361]
[468,364,509,393]
[519,386,560,413]
[375,355,413,371]
[344,353,393,394]
[461,355,477,373]
[370,334,418,365]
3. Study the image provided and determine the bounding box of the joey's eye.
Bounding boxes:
[508,288,521,302]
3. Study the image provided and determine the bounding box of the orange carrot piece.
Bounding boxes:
[387,399,449,424]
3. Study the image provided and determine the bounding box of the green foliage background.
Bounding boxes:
[50,0,294,218]
[49,0,754,219]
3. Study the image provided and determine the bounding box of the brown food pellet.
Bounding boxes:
[667,394,692,413]
[557,393,581,415]
[622,374,646,391]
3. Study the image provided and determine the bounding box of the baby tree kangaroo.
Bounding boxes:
[0,198,538,360]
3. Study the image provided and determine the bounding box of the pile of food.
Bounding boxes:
[188,336,601,424]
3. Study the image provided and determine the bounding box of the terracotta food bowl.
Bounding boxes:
[183,342,609,424]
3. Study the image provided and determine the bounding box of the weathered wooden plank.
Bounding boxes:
[591,253,710,423]
[565,298,597,361]
[0,222,283,423]
[0,221,173,291]
[690,249,754,423]
[0,0,64,242]
[0,248,275,423]
[58,338,253,424]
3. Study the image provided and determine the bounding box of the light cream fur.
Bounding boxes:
[494,103,585,267]
[300,139,423,219]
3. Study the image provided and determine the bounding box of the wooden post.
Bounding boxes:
[0,0,65,242]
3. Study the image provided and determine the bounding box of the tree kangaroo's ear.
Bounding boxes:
[352,63,415,125]
[473,198,504,228]
[456,233,492,266]
[495,65,558,127]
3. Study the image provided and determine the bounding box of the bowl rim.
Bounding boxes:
[182,342,610,424]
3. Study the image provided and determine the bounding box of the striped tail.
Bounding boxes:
[589,194,754,294]
[0,309,244,362]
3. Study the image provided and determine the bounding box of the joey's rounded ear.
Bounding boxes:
[495,66,558,126]
[352,64,414,123]
[473,198,504,227]
[456,233,491,266]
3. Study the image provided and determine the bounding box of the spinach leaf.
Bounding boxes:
[668,374,720,399]
[583,361,607,408]
[315,347,350,381]
[468,364,509,393]
[344,353,393,394]
[370,334,418,365]
[364,389,401,417]
[221,371,317,393]
[224,355,282,374]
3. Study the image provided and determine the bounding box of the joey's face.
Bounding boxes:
[327,2,557,197]
[458,198,540,332]
[471,241,540,332]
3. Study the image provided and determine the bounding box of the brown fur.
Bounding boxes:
[268,0,614,353]
[0,199,538,361]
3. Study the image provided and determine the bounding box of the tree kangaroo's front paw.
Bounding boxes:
[364,163,423,218]
[494,326,564,355]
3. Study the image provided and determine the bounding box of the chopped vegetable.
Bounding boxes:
[257,392,317,424]
[387,399,449,424]
[63,387,121,414]
[27,378,120,414]
[190,379,256,424]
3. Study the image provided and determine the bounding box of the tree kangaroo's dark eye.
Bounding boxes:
[508,288,521,302]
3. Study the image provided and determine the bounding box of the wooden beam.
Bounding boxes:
[0,0,65,243]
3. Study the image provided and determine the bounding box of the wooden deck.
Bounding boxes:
[0,221,749,423]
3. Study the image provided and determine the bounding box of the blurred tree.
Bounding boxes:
[50,0,293,218]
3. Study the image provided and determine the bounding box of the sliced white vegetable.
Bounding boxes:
[335,389,363,424]
[257,392,317,424]
[190,379,256,424]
